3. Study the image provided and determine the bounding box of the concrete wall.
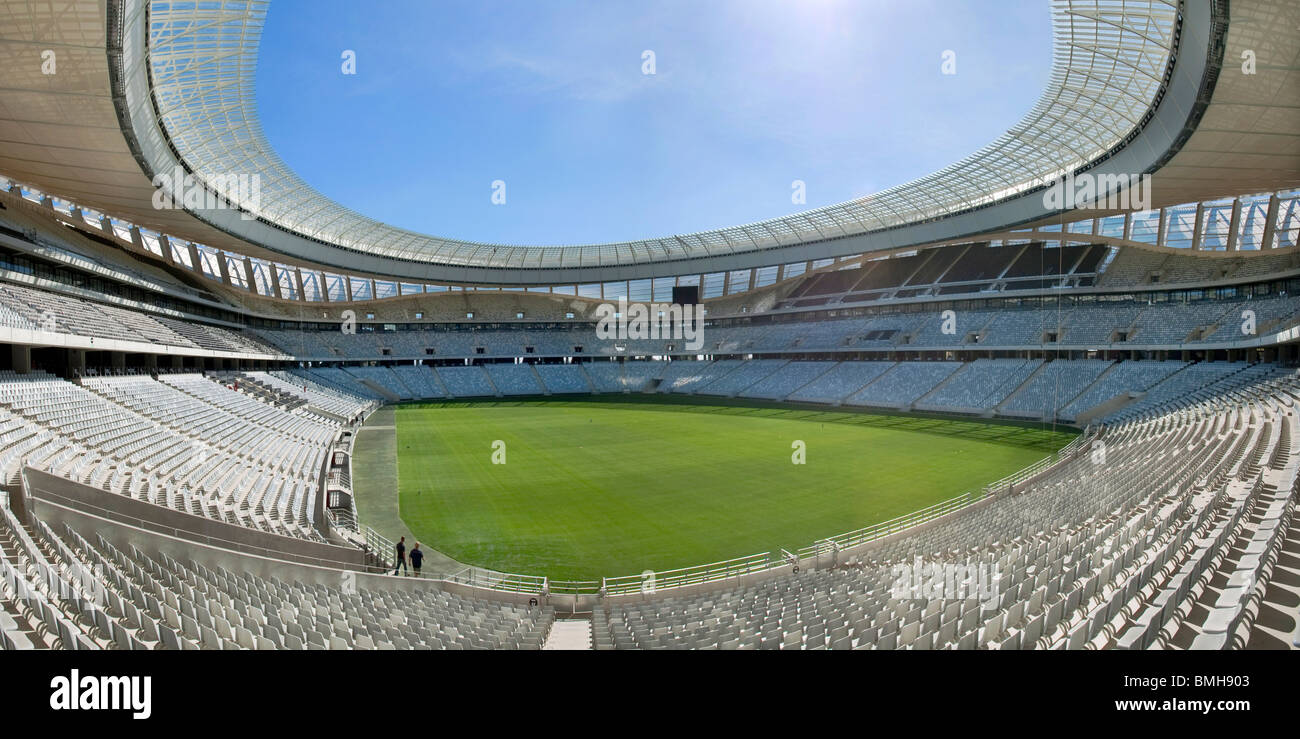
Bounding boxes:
[21,466,365,570]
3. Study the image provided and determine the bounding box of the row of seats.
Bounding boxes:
[999,360,1114,417]
[251,295,1300,359]
[297,359,1284,426]
[1100,248,1300,289]
[915,359,1043,412]
[0,370,353,542]
[0,276,1289,365]
[318,358,1023,404]
[0,504,555,650]
[0,280,278,354]
[247,371,379,420]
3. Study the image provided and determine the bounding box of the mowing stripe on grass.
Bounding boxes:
[388,397,1076,581]
[352,406,460,574]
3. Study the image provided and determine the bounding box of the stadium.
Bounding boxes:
[0,0,1298,670]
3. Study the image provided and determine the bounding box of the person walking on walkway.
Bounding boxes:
[393,536,408,576]
[410,543,424,578]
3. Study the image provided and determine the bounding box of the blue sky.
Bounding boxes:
[256,0,1051,246]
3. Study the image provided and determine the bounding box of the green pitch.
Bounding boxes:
[392,398,1075,581]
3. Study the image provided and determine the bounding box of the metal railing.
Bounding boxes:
[986,432,1090,495]
[362,525,394,569]
[445,566,548,595]
[326,506,357,532]
[985,456,1053,495]
[547,579,602,596]
[596,552,775,597]
[796,489,983,562]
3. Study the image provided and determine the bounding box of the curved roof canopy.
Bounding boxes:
[142,0,1180,270]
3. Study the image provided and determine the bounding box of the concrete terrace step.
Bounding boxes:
[542,619,593,650]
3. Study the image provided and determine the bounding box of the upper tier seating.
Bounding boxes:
[0,280,280,355]
[1099,248,1300,288]
[249,295,1300,361]
[0,282,185,346]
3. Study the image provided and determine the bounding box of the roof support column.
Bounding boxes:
[217,252,232,286]
[1262,194,1281,249]
[270,264,284,300]
[1191,202,1206,251]
[128,226,146,254]
[1226,199,1242,252]
[158,234,176,265]
[242,257,257,294]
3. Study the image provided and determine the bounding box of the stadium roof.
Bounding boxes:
[1,0,1297,285]
[140,0,1188,266]
[142,0,1178,268]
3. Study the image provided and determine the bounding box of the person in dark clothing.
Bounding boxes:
[393,536,407,576]
[410,544,424,578]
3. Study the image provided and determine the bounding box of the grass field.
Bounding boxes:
[393,397,1076,581]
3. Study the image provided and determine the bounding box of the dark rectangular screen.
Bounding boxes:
[672,285,701,305]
